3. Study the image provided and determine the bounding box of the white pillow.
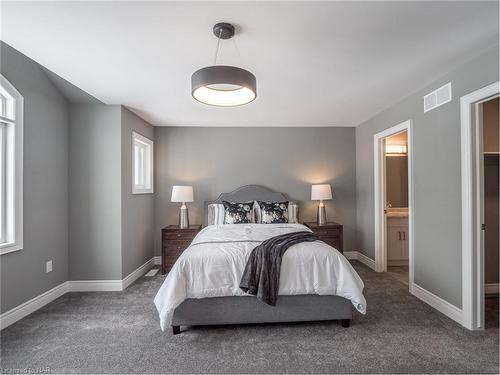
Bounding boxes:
[288,202,299,223]
[253,200,261,223]
[207,203,225,225]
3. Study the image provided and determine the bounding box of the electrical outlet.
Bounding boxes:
[46,260,53,273]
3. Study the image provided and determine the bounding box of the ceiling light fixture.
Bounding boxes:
[191,23,256,107]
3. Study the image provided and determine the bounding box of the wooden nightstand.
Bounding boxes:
[303,222,343,253]
[161,225,202,274]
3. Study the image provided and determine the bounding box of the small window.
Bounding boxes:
[132,131,153,194]
[0,75,23,255]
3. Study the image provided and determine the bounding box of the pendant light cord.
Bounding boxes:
[213,28,223,65]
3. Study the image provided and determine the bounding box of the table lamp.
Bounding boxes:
[171,186,194,229]
[311,184,332,225]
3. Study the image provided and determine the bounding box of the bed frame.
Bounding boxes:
[172,185,352,334]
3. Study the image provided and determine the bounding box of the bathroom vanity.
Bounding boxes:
[386,208,409,266]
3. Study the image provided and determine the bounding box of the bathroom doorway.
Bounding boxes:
[481,97,499,329]
[385,130,409,285]
[373,120,414,290]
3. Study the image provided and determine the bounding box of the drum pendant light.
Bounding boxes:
[191,23,257,106]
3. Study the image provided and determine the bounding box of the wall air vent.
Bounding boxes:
[424,82,452,112]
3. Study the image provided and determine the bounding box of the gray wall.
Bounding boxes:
[69,104,123,280]
[0,42,69,313]
[154,127,357,255]
[121,107,155,278]
[355,46,499,308]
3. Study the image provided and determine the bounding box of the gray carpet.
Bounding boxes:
[1,261,498,374]
[387,265,409,286]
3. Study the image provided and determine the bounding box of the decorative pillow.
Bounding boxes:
[222,201,254,224]
[254,201,298,223]
[258,201,289,224]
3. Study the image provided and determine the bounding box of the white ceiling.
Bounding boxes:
[1,1,498,127]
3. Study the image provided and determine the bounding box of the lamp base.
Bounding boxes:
[179,204,189,229]
[317,203,327,226]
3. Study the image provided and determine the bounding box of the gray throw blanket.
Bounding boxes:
[239,231,319,306]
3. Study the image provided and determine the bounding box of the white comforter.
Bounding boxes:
[154,223,366,331]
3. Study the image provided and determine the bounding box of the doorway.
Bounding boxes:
[461,81,499,330]
[385,130,409,285]
[374,120,414,290]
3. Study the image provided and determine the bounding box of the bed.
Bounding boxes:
[154,185,366,334]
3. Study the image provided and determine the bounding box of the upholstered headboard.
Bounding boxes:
[203,185,289,226]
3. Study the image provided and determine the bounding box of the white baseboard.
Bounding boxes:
[1,257,156,330]
[343,251,357,260]
[0,281,69,330]
[122,258,155,289]
[153,256,161,265]
[346,253,463,326]
[357,252,377,270]
[68,257,155,292]
[411,283,463,325]
[68,280,123,292]
[344,251,376,271]
[485,283,499,295]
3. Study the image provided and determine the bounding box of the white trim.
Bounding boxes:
[0,258,156,330]
[343,251,377,271]
[343,251,358,260]
[122,257,155,289]
[357,252,377,270]
[69,257,155,292]
[485,283,499,295]
[132,131,154,194]
[373,120,414,289]
[411,283,463,325]
[68,280,123,292]
[0,75,23,255]
[0,282,69,330]
[460,81,500,330]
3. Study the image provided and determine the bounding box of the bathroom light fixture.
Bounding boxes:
[385,144,407,154]
[191,23,256,106]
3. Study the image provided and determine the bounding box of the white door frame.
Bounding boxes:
[373,120,414,288]
[460,81,499,330]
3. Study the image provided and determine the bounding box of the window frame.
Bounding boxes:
[0,75,23,255]
[132,131,153,194]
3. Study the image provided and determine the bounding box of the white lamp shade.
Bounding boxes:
[171,186,194,202]
[311,184,332,201]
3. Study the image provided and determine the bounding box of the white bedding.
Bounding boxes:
[154,223,367,331]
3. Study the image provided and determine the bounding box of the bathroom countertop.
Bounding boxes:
[386,208,409,218]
